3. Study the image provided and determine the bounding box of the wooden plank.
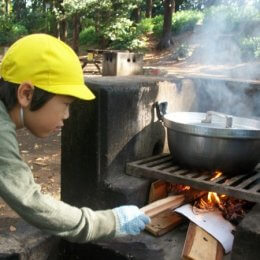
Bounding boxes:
[148,180,168,203]
[144,181,205,236]
[141,194,185,218]
[146,180,184,236]
[145,210,183,236]
[182,222,224,260]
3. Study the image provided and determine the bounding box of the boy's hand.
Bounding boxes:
[112,205,151,237]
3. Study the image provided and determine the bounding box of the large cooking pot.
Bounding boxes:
[156,102,260,175]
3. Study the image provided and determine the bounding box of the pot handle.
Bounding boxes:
[155,101,168,121]
[201,111,233,128]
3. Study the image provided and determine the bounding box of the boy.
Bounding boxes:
[0,34,150,242]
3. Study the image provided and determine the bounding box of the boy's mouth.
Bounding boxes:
[55,127,62,132]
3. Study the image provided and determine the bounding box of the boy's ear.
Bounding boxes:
[17,82,35,107]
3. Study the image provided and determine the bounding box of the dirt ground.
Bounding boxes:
[0,129,61,233]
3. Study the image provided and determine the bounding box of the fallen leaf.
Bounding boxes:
[9,225,16,232]
[33,161,47,166]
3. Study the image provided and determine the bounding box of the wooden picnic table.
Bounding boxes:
[79,49,104,74]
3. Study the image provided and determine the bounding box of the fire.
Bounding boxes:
[167,183,191,194]
[193,191,223,212]
[192,170,254,225]
[193,171,225,212]
[210,170,222,181]
[181,185,191,191]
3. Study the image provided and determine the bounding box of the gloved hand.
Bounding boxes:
[112,205,151,237]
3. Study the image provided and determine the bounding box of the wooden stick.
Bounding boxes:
[182,222,224,260]
[141,194,185,218]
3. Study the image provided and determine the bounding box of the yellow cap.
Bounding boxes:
[0,34,95,100]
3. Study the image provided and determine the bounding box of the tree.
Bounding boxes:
[157,0,175,50]
[132,6,141,23]
[145,0,153,18]
[59,0,141,53]
[54,0,67,41]
[1,0,9,14]
[12,0,27,21]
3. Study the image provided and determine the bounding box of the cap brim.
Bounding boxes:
[37,84,95,101]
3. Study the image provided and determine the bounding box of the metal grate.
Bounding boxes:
[126,154,260,203]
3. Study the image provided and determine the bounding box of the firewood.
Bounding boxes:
[148,180,168,203]
[182,222,224,260]
[143,181,206,236]
[145,209,183,236]
[141,194,185,218]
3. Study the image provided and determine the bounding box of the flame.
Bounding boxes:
[195,191,226,212]
[167,184,190,193]
[182,185,191,191]
[210,170,222,181]
[193,171,225,211]
[192,170,252,223]
[208,192,221,204]
[196,197,210,209]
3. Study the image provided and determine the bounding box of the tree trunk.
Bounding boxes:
[145,0,153,18]
[12,0,26,20]
[49,0,58,37]
[72,14,80,54]
[4,0,8,14]
[157,0,175,50]
[58,20,67,42]
[55,0,67,41]
[132,7,141,23]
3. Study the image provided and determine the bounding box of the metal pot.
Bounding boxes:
[156,102,260,175]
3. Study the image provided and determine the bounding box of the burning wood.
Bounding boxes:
[215,197,254,225]
[193,192,254,225]
[192,171,254,225]
[167,183,191,193]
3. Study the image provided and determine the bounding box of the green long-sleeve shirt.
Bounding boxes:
[0,100,116,242]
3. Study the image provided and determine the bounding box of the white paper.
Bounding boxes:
[175,204,235,253]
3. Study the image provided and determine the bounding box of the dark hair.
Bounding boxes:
[0,78,54,111]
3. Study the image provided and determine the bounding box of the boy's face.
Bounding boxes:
[25,95,74,138]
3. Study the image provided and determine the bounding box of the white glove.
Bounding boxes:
[112,205,151,237]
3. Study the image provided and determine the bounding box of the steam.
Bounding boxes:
[188,2,260,80]
[180,1,260,118]
[195,80,260,118]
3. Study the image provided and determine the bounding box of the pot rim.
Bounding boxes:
[163,112,260,139]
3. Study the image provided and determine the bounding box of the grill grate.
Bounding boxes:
[126,154,260,203]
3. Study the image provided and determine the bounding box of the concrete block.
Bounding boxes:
[102,52,143,76]
[61,76,182,209]
[231,204,260,260]
[0,219,59,260]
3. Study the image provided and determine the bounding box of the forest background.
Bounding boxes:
[0,0,260,62]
